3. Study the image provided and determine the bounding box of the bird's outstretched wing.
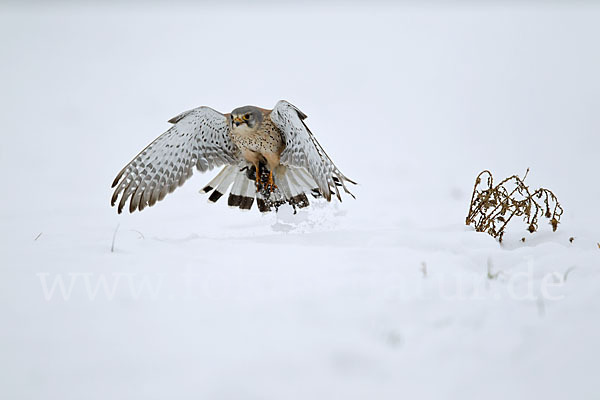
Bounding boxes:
[111,107,239,213]
[270,100,356,201]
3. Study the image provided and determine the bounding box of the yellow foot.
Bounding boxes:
[265,171,277,193]
[254,166,277,193]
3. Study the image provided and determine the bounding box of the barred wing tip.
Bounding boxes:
[271,100,356,202]
[110,106,237,214]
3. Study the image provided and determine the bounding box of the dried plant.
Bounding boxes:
[466,169,563,242]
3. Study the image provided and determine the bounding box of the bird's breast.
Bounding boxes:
[231,125,262,152]
[231,120,284,155]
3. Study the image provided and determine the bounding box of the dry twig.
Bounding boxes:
[466,169,563,242]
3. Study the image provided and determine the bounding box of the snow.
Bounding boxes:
[1,2,599,399]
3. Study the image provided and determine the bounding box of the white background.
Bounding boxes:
[1,1,599,399]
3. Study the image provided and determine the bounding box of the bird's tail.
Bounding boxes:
[200,163,322,213]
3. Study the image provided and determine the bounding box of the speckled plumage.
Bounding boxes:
[230,110,284,164]
[111,100,355,213]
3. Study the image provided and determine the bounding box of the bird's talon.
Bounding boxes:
[265,171,277,192]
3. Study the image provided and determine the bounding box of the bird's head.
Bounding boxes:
[230,106,263,130]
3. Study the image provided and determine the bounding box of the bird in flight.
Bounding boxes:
[111,100,356,214]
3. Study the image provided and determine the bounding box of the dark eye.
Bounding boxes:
[243,114,250,120]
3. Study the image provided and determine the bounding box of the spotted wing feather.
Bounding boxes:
[269,100,355,201]
[111,107,239,213]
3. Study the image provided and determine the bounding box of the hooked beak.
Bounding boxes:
[232,116,243,127]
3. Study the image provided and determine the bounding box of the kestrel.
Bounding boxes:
[111,100,356,213]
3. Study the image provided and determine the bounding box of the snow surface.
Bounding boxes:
[1,2,599,399]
